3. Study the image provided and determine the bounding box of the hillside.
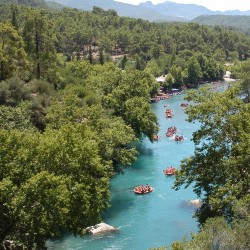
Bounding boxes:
[139,1,213,20]
[0,0,47,7]
[46,0,250,22]
[46,1,65,9]
[193,15,250,34]
[45,0,187,22]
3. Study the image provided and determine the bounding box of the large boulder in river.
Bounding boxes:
[189,199,201,206]
[86,223,118,235]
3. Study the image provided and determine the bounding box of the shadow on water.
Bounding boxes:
[103,192,135,220]
[135,143,154,156]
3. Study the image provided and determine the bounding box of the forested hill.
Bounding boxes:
[46,1,65,9]
[193,15,250,35]
[0,0,66,9]
[0,3,250,84]
[0,0,47,8]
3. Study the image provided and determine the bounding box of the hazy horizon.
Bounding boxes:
[115,0,250,11]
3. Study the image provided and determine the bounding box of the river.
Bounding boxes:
[48,92,201,250]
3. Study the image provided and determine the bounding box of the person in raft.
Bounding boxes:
[145,184,151,191]
[141,184,145,193]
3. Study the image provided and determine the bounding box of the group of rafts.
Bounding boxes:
[154,126,183,142]
[134,103,188,194]
[165,104,188,141]
[166,125,184,141]
[134,168,176,194]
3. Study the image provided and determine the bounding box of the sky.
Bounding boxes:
[116,0,250,11]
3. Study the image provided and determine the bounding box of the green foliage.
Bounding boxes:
[88,114,138,173]
[46,83,138,172]
[0,102,35,130]
[170,65,183,88]
[171,242,185,250]
[0,4,249,83]
[66,60,93,80]
[0,77,26,105]
[169,196,250,250]
[22,8,58,81]
[144,59,162,76]
[0,125,110,248]
[92,6,117,17]
[187,57,202,85]
[0,23,28,80]
[0,0,47,8]
[0,77,55,130]
[174,84,250,224]
[152,196,250,250]
[193,15,250,35]
[233,59,250,102]
[124,96,158,140]
[103,70,159,139]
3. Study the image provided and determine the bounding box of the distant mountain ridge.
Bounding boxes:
[45,0,250,22]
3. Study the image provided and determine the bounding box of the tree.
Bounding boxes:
[0,102,35,131]
[120,55,128,70]
[236,59,250,102]
[170,65,183,89]
[0,23,27,81]
[202,58,224,81]
[11,4,19,29]
[150,44,162,59]
[0,77,26,105]
[103,70,159,140]
[187,57,202,85]
[135,55,141,70]
[22,9,57,81]
[124,96,159,141]
[87,113,138,173]
[174,84,250,223]
[46,84,138,172]
[88,44,93,64]
[169,196,250,250]
[162,74,174,92]
[0,124,110,248]
[144,59,163,77]
[99,48,104,65]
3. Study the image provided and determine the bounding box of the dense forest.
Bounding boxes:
[193,15,250,35]
[0,0,250,249]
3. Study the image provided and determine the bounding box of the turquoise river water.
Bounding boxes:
[48,93,202,250]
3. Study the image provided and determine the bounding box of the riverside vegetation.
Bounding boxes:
[0,0,249,249]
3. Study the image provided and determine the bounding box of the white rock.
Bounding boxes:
[86,223,117,235]
[189,199,201,206]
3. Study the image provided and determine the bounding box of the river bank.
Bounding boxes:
[48,93,200,250]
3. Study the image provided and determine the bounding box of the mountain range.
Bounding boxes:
[46,0,250,21]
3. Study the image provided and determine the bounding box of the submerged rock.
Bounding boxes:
[86,223,118,235]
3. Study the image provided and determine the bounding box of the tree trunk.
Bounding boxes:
[0,60,4,81]
[35,20,40,79]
